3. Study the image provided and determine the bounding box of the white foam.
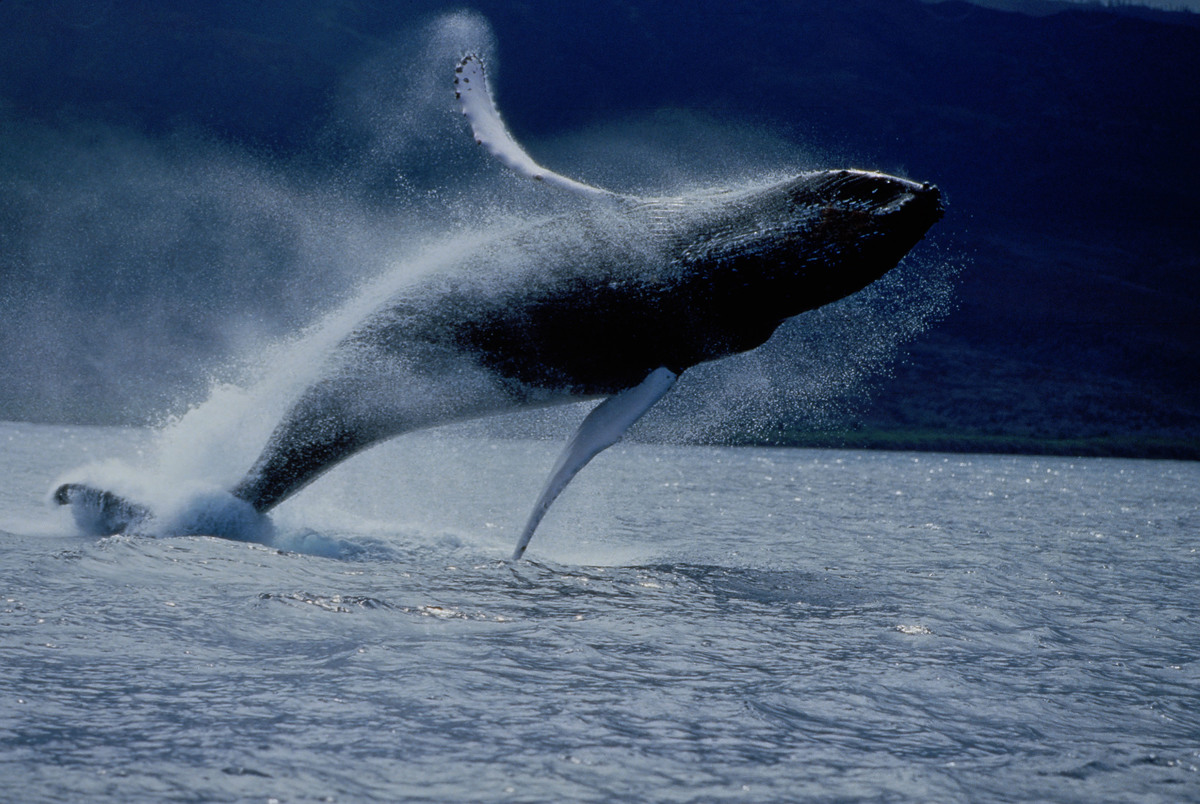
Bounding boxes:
[153,486,272,543]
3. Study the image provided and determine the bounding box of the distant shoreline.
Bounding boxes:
[722,427,1200,462]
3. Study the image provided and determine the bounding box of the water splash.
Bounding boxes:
[648,240,963,443]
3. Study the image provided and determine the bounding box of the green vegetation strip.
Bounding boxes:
[723,427,1200,461]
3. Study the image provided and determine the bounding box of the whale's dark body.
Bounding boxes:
[54,52,943,558]
[229,170,942,514]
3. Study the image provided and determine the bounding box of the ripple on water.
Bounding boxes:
[3,428,1199,802]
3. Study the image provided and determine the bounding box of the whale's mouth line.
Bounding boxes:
[866,182,944,233]
[878,187,940,216]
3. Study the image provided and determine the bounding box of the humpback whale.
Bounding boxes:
[55,53,943,559]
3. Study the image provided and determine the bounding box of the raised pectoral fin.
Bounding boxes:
[455,54,617,200]
[511,367,678,561]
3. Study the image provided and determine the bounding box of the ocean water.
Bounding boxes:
[2,420,1198,802]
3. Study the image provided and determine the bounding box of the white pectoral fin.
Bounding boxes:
[455,54,616,199]
[511,367,678,561]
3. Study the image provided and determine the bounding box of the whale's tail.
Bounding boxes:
[53,483,152,535]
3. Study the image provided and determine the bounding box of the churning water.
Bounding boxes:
[2,420,1198,802]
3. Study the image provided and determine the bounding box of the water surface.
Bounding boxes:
[2,421,1198,802]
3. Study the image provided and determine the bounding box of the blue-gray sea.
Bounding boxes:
[2,420,1198,803]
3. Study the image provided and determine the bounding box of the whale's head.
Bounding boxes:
[662,168,943,357]
[786,168,941,258]
[681,168,943,299]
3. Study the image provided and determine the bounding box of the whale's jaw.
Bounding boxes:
[602,169,945,377]
[784,169,944,309]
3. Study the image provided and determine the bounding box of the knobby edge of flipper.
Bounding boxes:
[511,367,677,561]
[456,53,625,201]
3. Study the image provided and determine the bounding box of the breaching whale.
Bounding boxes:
[55,53,943,559]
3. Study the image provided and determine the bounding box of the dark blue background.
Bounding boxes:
[2,0,1197,456]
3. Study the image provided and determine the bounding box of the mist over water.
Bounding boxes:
[22,12,958,540]
[0,12,494,425]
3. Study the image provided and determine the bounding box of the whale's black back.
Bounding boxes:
[357,170,943,397]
